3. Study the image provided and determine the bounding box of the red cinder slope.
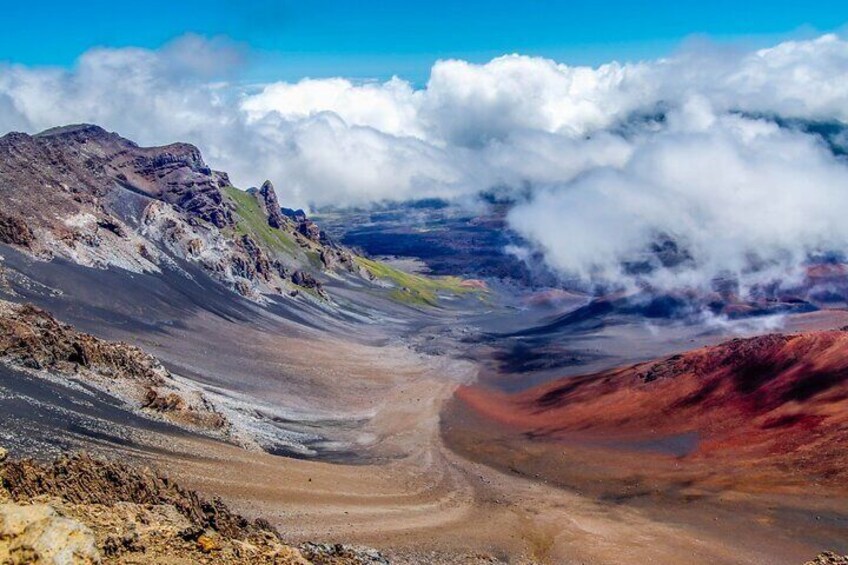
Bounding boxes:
[458,330,848,482]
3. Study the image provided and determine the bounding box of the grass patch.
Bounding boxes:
[222,186,298,255]
[355,257,476,307]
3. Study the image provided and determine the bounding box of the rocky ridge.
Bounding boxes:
[0,299,228,435]
[0,124,359,301]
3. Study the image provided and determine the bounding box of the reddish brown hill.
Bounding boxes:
[458,330,848,484]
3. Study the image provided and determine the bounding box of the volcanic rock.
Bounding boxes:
[238,234,272,279]
[0,502,99,564]
[0,300,166,381]
[806,552,848,565]
[281,207,307,222]
[258,180,286,229]
[0,299,228,433]
[0,124,369,301]
[299,542,389,564]
[4,124,233,229]
[0,211,35,248]
[0,451,383,564]
[297,219,322,241]
[291,270,323,293]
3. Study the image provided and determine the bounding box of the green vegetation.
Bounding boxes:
[222,186,298,255]
[220,188,479,307]
[305,250,323,269]
[354,256,477,307]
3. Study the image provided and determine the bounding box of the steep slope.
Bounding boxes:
[458,330,848,484]
[0,124,357,301]
[0,299,229,436]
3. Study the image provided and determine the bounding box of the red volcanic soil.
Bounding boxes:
[458,330,848,486]
[458,278,489,290]
[519,288,588,307]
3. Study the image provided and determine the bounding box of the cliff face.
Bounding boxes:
[0,124,357,300]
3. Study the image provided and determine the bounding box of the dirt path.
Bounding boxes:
[4,296,844,563]
[119,327,841,565]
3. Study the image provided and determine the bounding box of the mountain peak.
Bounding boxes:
[35,123,107,137]
[33,123,134,145]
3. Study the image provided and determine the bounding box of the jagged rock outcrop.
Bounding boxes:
[279,204,326,244]
[300,543,389,564]
[806,552,848,565]
[35,125,234,229]
[0,211,34,248]
[0,125,231,228]
[0,502,99,564]
[291,270,326,297]
[281,207,307,223]
[297,219,322,242]
[237,234,272,279]
[0,299,227,433]
[119,144,232,228]
[258,180,286,229]
[1,454,265,540]
[0,124,365,301]
[0,451,388,564]
[0,301,166,381]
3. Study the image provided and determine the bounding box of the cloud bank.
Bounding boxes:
[2,33,848,291]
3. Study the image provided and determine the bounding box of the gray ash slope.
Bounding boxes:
[0,123,361,301]
[0,124,487,462]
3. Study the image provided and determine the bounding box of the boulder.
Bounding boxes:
[296,219,321,241]
[0,211,35,248]
[0,502,100,565]
[805,552,848,565]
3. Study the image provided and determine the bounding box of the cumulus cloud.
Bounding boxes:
[2,33,848,291]
[422,56,652,145]
[508,99,848,292]
[242,77,423,137]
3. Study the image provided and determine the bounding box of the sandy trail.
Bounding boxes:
[141,401,809,564]
[112,314,841,565]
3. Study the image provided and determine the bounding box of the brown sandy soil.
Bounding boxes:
[83,312,846,564]
[134,398,845,564]
[440,327,848,563]
[7,290,848,563]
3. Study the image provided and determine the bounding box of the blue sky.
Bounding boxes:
[3,0,848,82]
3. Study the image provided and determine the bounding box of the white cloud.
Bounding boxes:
[242,111,471,204]
[709,34,848,121]
[2,33,848,290]
[242,76,423,138]
[508,102,848,291]
[421,55,652,145]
